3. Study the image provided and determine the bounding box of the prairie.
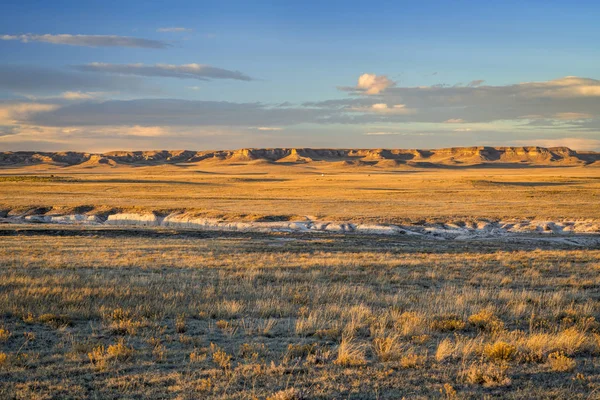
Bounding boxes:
[0,227,599,399]
[0,148,599,398]
[1,159,600,223]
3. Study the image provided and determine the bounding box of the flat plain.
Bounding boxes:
[0,147,599,399]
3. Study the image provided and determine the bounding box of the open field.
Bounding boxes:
[1,148,600,223]
[1,148,599,398]
[0,226,599,399]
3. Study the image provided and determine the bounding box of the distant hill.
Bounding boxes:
[1,147,599,168]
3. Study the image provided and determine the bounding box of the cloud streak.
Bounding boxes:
[74,63,254,81]
[22,99,330,127]
[156,27,193,33]
[0,65,145,94]
[0,34,168,48]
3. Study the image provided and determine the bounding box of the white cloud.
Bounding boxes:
[0,34,168,48]
[444,118,465,123]
[356,73,395,95]
[453,128,472,132]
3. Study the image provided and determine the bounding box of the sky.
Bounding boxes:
[1,0,599,152]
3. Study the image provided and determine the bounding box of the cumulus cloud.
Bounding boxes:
[0,34,168,48]
[329,75,600,124]
[74,63,253,81]
[355,73,396,94]
[156,27,193,32]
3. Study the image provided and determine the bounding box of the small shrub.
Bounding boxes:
[431,315,466,332]
[88,339,134,370]
[0,328,11,342]
[22,313,35,324]
[210,343,232,370]
[463,362,511,387]
[110,307,130,321]
[485,341,517,362]
[468,309,504,333]
[547,351,576,372]
[88,346,108,370]
[106,339,134,361]
[0,352,7,366]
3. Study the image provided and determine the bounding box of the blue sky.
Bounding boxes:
[1,0,599,151]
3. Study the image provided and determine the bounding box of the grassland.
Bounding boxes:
[0,152,599,398]
[1,164,600,222]
[0,227,599,399]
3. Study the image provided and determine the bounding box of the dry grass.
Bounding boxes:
[0,227,598,398]
[334,336,367,367]
[547,351,577,372]
[2,165,600,222]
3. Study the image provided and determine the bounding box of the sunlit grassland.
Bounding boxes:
[1,165,600,222]
[0,230,599,398]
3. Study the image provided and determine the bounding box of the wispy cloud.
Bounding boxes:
[0,65,144,94]
[365,131,433,136]
[255,127,283,131]
[74,63,254,81]
[354,103,416,115]
[156,27,193,33]
[0,34,169,48]
[512,137,600,151]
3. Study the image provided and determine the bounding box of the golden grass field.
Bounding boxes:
[1,162,600,222]
[0,149,599,399]
[0,228,599,399]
